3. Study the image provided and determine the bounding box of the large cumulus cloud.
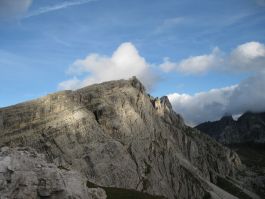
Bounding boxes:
[58,42,158,90]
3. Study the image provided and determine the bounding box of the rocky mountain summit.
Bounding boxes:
[196,112,265,145]
[0,77,260,199]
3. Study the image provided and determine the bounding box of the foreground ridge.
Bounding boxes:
[0,77,257,199]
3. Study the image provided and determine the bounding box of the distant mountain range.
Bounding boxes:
[196,112,265,197]
[196,112,265,145]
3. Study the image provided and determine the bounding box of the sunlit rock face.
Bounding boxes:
[0,77,244,199]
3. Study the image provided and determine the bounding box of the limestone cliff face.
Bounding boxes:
[0,77,244,199]
[0,147,107,199]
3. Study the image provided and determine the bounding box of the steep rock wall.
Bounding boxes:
[0,77,242,199]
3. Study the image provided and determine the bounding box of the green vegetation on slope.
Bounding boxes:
[229,143,265,168]
[87,181,168,199]
[216,176,252,199]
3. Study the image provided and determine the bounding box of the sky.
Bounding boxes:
[0,0,265,126]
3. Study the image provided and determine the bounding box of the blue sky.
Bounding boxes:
[0,0,265,125]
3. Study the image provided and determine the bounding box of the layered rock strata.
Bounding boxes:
[0,77,249,199]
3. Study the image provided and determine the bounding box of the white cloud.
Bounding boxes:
[25,0,96,18]
[168,85,237,126]
[229,41,265,72]
[160,48,222,74]
[59,42,157,90]
[161,41,265,75]
[233,42,265,59]
[0,0,32,21]
[168,72,265,126]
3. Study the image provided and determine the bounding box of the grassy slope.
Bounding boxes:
[87,181,167,199]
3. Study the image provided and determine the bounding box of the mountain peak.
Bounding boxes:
[220,115,234,123]
[197,111,265,144]
[0,78,254,199]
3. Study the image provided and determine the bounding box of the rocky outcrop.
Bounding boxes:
[196,112,265,144]
[0,77,254,199]
[0,147,106,199]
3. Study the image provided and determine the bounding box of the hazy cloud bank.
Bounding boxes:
[168,72,265,126]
